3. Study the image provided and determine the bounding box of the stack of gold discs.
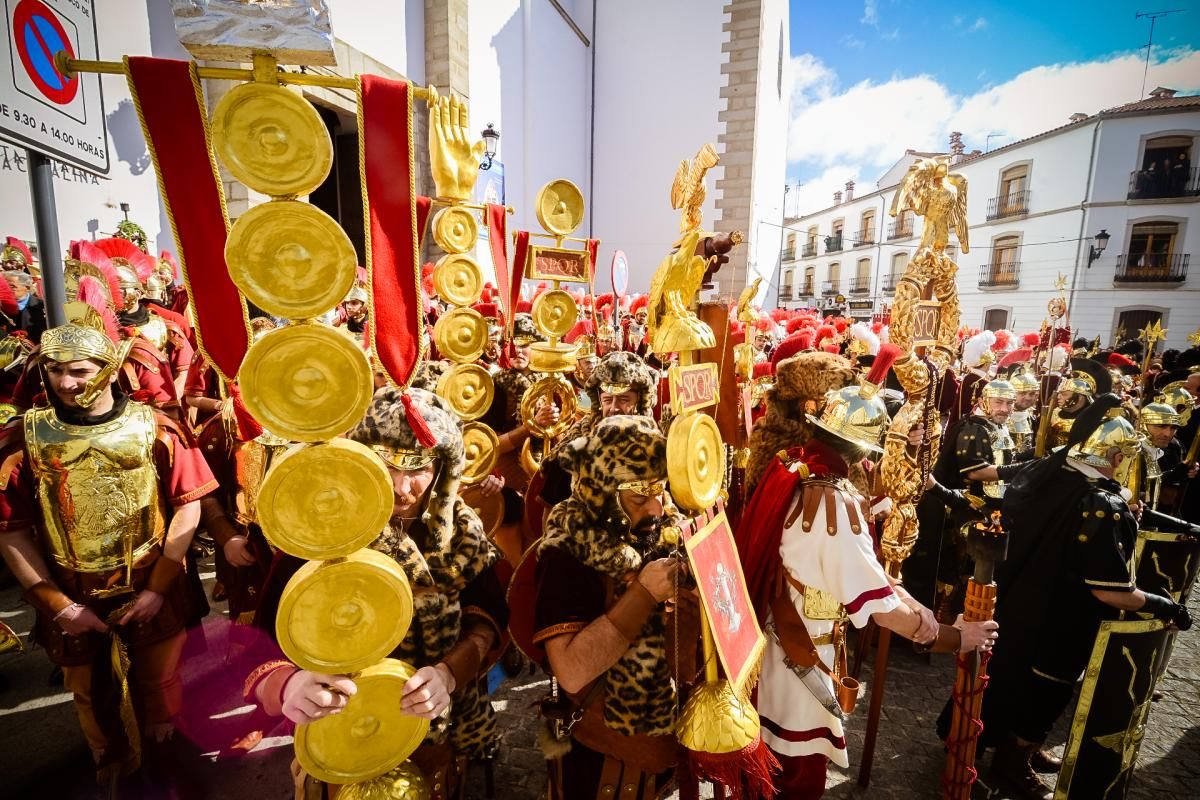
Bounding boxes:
[212,80,427,784]
[517,180,593,476]
[429,202,499,486]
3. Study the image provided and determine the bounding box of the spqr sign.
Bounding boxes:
[0,0,108,174]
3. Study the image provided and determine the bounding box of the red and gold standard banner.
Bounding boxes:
[125,56,249,381]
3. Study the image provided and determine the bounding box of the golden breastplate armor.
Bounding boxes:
[1007,409,1032,452]
[138,315,170,351]
[1050,407,1073,448]
[26,403,166,573]
[983,422,1013,499]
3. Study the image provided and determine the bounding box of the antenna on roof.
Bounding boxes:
[1135,9,1184,99]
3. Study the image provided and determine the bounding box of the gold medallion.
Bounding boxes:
[239,323,372,442]
[528,341,578,374]
[211,82,333,197]
[433,308,488,363]
[531,290,578,339]
[337,760,429,800]
[460,422,499,485]
[226,200,356,319]
[258,440,394,561]
[520,375,577,439]
[431,206,479,254]
[535,179,585,236]
[460,483,505,538]
[294,658,430,785]
[667,413,725,512]
[432,254,484,308]
[436,363,494,421]
[277,550,414,674]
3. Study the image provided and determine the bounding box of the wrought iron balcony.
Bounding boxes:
[825,234,843,253]
[881,272,898,293]
[781,247,797,262]
[851,229,874,246]
[801,242,817,258]
[887,220,912,240]
[800,283,814,298]
[1114,253,1189,283]
[778,286,794,302]
[1127,166,1199,200]
[986,190,1030,220]
[849,276,870,294]
[978,263,1020,288]
[822,282,841,296]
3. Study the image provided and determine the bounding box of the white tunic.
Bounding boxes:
[758,482,899,766]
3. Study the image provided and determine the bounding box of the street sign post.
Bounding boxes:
[1,0,108,174]
[0,0,108,327]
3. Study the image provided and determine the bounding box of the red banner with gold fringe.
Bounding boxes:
[359,76,424,387]
[125,56,249,381]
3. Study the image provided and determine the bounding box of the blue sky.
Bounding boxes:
[785,0,1200,213]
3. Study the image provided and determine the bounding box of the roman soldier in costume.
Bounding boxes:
[952,330,995,427]
[2,235,35,274]
[474,301,503,375]
[736,349,998,798]
[975,397,1192,799]
[1007,367,1040,455]
[114,261,193,403]
[1048,358,1110,449]
[0,333,35,422]
[335,285,370,344]
[0,323,216,782]
[530,414,696,799]
[1140,400,1197,510]
[921,378,1019,623]
[246,388,508,798]
[483,312,553,495]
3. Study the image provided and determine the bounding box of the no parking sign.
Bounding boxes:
[0,0,108,174]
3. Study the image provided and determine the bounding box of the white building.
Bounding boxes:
[780,89,1200,351]
[1,0,787,300]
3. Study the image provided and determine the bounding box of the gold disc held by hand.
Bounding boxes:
[239,324,373,442]
[226,200,356,319]
[535,179,585,236]
[436,363,494,421]
[338,760,430,800]
[531,290,578,339]
[294,658,430,785]
[667,413,725,512]
[433,308,488,363]
[432,254,484,308]
[431,206,479,254]
[211,82,332,197]
[257,440,394,560]
[460,422,499,485]
[277,550,414,674]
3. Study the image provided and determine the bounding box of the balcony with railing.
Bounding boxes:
[825,234,843,253]
[986,190,1030,220]
[851,229,874,247]
[1113,253,1190,284]
[800,282,815,298]
[822,281,840,296]
[781,247,797,262]
[778,284,794,302]
[849,276,870,294]
[881,272,898,293]
[887,220,912,240]
[801,242,817,258]
[1127,167,1199,200]
[978,262,1020,288]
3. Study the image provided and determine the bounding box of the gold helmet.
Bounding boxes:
[980,378,1016,415]
[806,346,900,454]
[39,323,118,369]
[1140,401,1182,428]
[1009,370,1038,392]
[1070,413,1143,468]
[0,334,33,372]
[143,273,168,303]
[115,263,142,292]
[1156,381,1194,427]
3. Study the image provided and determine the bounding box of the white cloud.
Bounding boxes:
[789,164,867,217]
[841,34,866,50]
[861,0,879,27]
[787,48,1200,215]
[882,28,900,41]
[970,17,988,32]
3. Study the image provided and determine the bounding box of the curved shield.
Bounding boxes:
[1130,527,1200,604]
[1054,618,1172,799]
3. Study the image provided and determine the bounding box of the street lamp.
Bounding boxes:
[480,124,499,171]
[1086,229,1110,267]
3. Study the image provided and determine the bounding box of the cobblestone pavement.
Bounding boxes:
[3,566,1197,799]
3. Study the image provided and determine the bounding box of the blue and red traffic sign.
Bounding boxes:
[12,0,77,105]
